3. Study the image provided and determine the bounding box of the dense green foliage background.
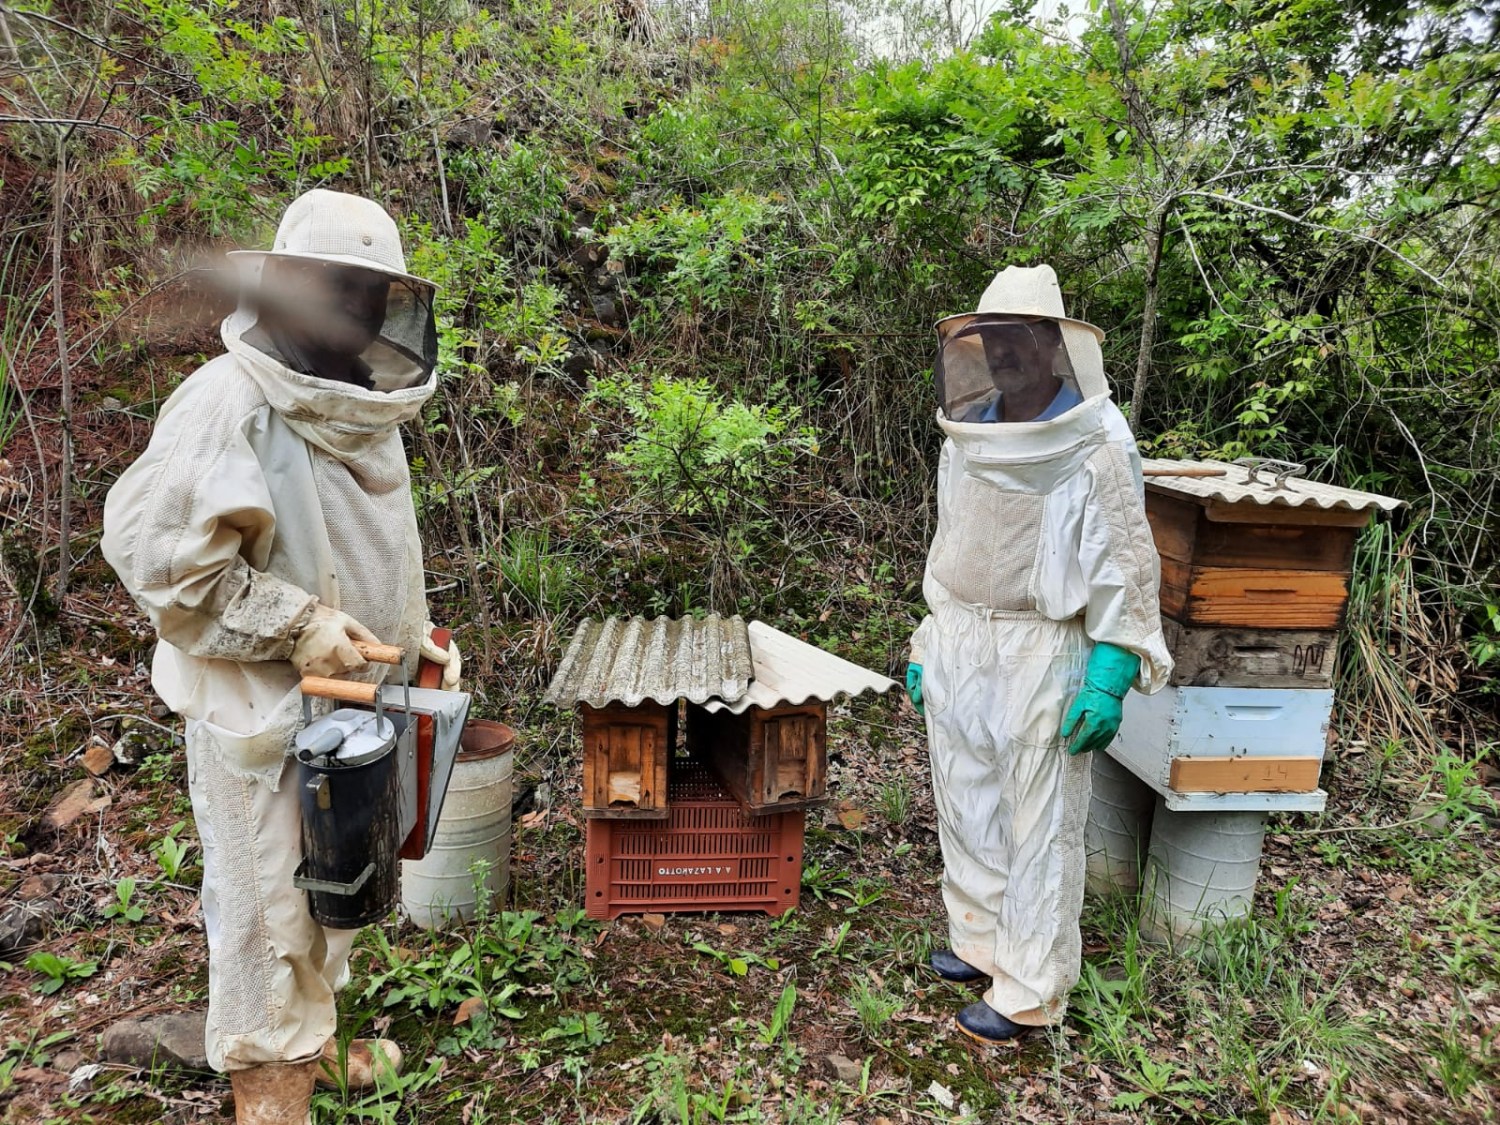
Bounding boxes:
[3,7,1499,1122]
[3,0,1498,741]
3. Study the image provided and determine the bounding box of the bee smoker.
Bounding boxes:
[293,642,470,928]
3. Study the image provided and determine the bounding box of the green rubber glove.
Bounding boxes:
[906,663,925,716]
[1060,643,1140,756]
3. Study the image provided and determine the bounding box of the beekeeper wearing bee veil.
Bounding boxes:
[905,265,1172,1044]
[103,189,459,1123]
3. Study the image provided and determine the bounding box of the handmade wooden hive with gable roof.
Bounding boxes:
[545,615,896,818]
[548,615,896,919]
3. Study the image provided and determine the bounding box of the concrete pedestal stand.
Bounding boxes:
[1084,750,1157,897]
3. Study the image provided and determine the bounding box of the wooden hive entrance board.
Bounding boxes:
[687,702,828,816]
[1163,619,1337,689]
[581,702,673,819]
[1169,756,1322,794]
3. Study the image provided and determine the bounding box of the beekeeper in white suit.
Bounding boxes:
[103,189,459,1122]
[905,264,1171,1044]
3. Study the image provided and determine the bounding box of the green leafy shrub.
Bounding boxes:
[589,374,813,523]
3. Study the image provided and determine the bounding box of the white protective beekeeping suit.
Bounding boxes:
[102,190,437,1074]
[910,265,1172,1027]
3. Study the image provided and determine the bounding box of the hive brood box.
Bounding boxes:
[688,702,827,815]
[1112,459,1402,812]
[579,702,677,819]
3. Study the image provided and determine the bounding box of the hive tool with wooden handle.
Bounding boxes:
[293,638,471,927]
[1141,465,1229,478]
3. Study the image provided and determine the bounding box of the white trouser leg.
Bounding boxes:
[323,929,357,995]
[187,722,358,1072]
[924,609,1090,1026]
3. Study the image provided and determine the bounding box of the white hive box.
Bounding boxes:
[1109,684,1332,813]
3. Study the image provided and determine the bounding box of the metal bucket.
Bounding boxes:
[400,720,515,929]
[1084,751,1156,896]
[1140,797,1268,944]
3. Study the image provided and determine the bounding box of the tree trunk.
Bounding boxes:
[1130,209,1166,421]
[52,134,73,599]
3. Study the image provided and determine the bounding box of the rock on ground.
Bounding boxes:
[823,1053,862,1084]
[102,1012,210,1072]
[81,741,115,777]
[0,899,57,958]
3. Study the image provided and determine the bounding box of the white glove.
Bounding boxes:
[291,604,379,678]
[420,622,462,691]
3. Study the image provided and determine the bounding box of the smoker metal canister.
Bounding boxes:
[296,717,407,929]
[295,644,414,929]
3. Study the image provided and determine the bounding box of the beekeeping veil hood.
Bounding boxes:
[226,189,440,394]
[935,265,1106,426]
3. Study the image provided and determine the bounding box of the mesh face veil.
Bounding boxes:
[934,314,1083,424]
[241,257,439,391]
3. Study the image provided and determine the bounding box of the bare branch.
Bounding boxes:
[0,113,136,138]
[1179,189,1448,290]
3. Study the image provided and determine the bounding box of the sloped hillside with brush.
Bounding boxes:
[0,1,1497,1122]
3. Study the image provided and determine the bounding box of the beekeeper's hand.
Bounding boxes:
[291,604,379,678]
[905,662,925,716]
[421,623,462,691]
[1060,642,1141,756]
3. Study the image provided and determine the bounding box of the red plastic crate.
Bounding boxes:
[584,758,804,919]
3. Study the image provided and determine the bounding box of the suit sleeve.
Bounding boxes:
[102,395,317,663]
[1078,441,1173,693]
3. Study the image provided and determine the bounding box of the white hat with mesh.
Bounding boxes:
[229,189,436,292]
[967,264,1103,340]
[934,264,1109,411]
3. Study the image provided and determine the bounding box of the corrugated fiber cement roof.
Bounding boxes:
[544,614,754,709]
[1143,459,1403,513]
[704,620,896,714]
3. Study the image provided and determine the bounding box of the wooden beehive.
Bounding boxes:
[1146,490,1366,631]
[687,701,829,816]
[547,614,894,826]
[581,702,675,819]
[1161,619,1336,690]
[1114,460,1402,810]
[1114,684,1335,810]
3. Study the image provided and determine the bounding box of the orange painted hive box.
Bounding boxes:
[1142,458,1402,686]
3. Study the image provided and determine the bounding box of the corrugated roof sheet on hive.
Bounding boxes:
[544,614,754,708]
[1143,459,1403,512]
[704,621,898,714]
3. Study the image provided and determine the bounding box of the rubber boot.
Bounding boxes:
[956,999,1032,1045]
[229,1059,319,1124]
[929,949,986,983]
[317,1037,403,1090]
